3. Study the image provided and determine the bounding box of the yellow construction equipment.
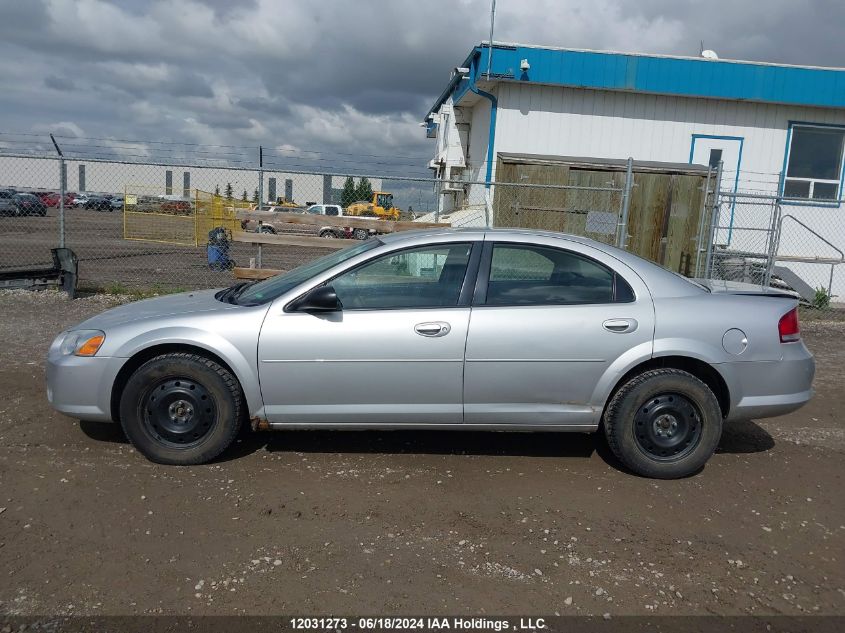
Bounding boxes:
[274,197,300,208]
[345,191,401,221]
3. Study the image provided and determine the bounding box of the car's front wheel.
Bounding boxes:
[603,368,722,479]
[119,352,244,465]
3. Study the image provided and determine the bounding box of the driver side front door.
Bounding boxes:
[257,240,479,425]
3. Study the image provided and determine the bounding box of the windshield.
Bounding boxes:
[235,239,381,305]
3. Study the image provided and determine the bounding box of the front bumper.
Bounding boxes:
[46,353,123,422]
[721,342,815,422]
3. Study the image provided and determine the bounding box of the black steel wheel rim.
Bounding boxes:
[633,392,703,462]
[140,377,217,449]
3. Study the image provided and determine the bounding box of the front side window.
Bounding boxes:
[331,243,472,310]
[484,244,633,306]
[236,239,380,305]
[784,125,845,200]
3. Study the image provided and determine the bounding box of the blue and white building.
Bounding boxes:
[425,42,845,294]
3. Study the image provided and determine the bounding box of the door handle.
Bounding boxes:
[603,318,638,333]
[414,322,451,337]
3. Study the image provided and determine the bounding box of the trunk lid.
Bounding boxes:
[693,279,800,299]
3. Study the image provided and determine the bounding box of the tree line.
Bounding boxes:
[212,177,374,207]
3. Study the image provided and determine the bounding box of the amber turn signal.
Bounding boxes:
[76,334,105,356]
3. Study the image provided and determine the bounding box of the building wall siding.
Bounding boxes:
[447,83,845,293]
[493,83,845,195]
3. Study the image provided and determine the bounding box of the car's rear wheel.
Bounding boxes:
[603,368,722,479]
[319,229,337,239]
[119,352,244,465]
[352,228,369,240]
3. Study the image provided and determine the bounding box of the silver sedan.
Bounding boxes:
[46,229,815,478]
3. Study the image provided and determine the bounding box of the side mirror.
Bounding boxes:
[290,285,342,312]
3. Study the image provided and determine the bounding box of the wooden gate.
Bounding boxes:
[493,155,713,276]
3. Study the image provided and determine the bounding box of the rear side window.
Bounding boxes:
[483,244,634,306]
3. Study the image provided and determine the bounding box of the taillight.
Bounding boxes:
[778,307,800,343]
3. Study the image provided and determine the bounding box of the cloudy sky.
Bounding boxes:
[0,0,843,174]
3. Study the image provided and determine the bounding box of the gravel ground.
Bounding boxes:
[0,289,843,617]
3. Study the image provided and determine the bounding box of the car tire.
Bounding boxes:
[352,228,369,240]
[319,229,337,239]
[119,352,245,465]
[602,368,722,479]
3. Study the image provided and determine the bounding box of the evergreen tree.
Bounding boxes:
[241,189,248,202]
[252,188,259,204]
[225,183,233,199]
[340,176,356,208]
[355,177,373,203]
[214,184,220,196]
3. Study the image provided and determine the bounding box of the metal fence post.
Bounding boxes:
[433,178,441,223]
[703,160,724,279]
[484,184,492,227]
[258,145,264,207]
[762,197,782,288]
[49,134,66,248]
[694,165,714,278]
[616,157,634,249]
[255,146,264,269]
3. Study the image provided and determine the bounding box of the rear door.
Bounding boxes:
[463,238,654,427]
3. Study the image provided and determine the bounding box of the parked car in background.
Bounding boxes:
[73,194,89,208]
[0,192,47,216]
[0,189,18,216]
[46,229,815,478]
[84,195,113,211]
[160,199,192,214]
[35,191,55,206]
[37,191,77,208]
[110,195,125,211]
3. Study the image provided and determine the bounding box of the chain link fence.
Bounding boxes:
[704,190,845,312]
[1,145,843,313]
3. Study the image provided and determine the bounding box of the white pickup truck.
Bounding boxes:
[304,204,371,240]
[248,204,375,240]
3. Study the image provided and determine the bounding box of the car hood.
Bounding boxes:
[74,289,237,330]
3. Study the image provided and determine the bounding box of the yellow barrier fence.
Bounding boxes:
[122,186,244,246]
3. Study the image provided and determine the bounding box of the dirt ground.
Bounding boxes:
[0,289,843,618]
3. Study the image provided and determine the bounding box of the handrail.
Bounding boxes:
[774,214,844,297]
[777,214,844,263]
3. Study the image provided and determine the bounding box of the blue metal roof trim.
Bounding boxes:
[425,45,845,118]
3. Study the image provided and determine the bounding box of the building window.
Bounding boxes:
[783,125,845,201]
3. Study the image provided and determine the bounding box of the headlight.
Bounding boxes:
[59,330,106,357]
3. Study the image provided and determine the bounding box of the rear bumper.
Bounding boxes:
[721,343,815,421]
